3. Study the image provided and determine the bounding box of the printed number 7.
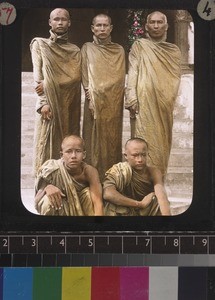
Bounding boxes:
[1,7,13,25]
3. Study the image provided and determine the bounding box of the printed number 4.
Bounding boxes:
[203,1,212,16]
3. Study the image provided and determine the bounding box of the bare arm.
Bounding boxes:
[103,185,152,209]
[85,166,104,216]
[150,168,171,215]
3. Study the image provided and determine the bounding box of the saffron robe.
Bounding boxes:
[103,162,160,216]
[125,38,181,175]
[30,30,81,174]
[35,159,94,216]
[81,37,126,180]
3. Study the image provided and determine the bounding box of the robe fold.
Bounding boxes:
[125,38,181,174]
[35,159,94,216]
[81,38,125,180]
[103,162,160,216]
[30,30,81,174]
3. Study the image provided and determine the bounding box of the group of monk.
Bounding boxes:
[31,8,181,217]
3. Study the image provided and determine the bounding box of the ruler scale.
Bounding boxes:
[0,232,214,256]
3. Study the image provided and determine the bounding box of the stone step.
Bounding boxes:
[170,201,191,215]
[171,133,193,148]
[172,120,193,133]
[21,106,36,119]
[21,119,35,132]
[21,93,36,106]
[21,134,34,148]
[21,175,34,189]
[168,149,193,167]
[165,168,193,198]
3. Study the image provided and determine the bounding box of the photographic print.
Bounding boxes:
[20,8,194,217]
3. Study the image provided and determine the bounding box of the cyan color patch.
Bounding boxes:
[0,268,3,300]
[3,268,33,300]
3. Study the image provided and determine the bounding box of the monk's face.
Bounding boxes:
[145,12,168,41]
[61,137,86,172]
[124,141,148,172]
[49,9,71,35]
[91,16,113,40]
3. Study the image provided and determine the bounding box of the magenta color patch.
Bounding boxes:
[120,267,149,300]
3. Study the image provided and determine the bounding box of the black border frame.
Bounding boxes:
[0,0,214,232]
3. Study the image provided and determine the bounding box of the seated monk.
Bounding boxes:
[34,135,104,216]
[103,138,170,216]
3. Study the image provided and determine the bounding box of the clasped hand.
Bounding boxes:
[41,104,52,120]
[44,184,66,210]
[128,103,139,119]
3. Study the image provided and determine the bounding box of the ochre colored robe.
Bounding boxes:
[30,30,81,174]
[103,162,160,216]
[125,38,181,175]
[35,159,94,216]
[81,37,126,180]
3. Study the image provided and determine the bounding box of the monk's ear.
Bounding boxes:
[91,24,95,34]
[165,23,169,31]
[60,151,63,158]
[124,153,128,161]
[83,151,86,160]
[145,24,148,32]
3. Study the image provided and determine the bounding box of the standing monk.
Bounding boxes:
[30,8,81,174]
[125,11,181,175]
[81,14,126,180]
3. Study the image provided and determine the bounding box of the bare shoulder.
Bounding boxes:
[83,163,100,181]
[148,166,163,182]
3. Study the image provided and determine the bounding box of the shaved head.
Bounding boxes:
[146,11,167,24]
[50,8,70,20]
[61,135,85,151]
[125,138,148,152]
[92,14,112,25]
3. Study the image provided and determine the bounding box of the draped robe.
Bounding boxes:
[81,37,126,180]
[30,30,81,174]
[125,38,181,175]
[103,162,160,216]
[35,159,94,216]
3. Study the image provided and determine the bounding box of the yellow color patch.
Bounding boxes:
[62,267,91,300]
